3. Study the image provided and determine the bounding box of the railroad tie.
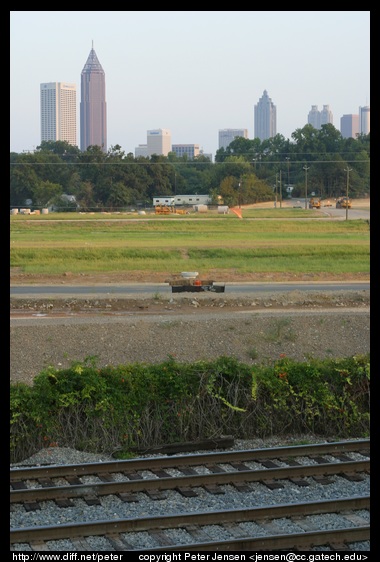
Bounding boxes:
[65,476,82,485]
[312,475,334,485]
[260,479,284,490]
[123,471,142,480]
[340,472,366,482]
[185,524,213,542]
[203,484,225,494]
[342,512,369,526]
[37,478,55,487]
[83,494,101,506]
[150,469,172,478]
[118,492,139,502]
[98,472,115,482]
[291,516,318,532]
[71,536,93,551]
[222,521,249,538]
[309,455,329,464]
[328,542,352,551]
[179,467,198,475]
[24,502,41,512]
[232,481,251,492]
[106,533,134,551]
[10,480,28,490]
[175,486,198,497]
[281,458,301,467]
[258,519,286,535]
[177,466,202,495]
[205,463,226,473]
[332,453,352,462]
[145,490,168,500]
[260,459,281,468]
[148,529,176,546]
[289,477,310,487]
[230,462,251,471]
[30,541,49,551]
[55,498,75,507]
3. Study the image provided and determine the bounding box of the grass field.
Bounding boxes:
[10,209,370,281]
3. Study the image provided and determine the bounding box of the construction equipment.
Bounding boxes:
[166,272,225,293]
[155,205,189,215]
[336,197,352,209]
[155,204,172,214]
[309,197,321,209]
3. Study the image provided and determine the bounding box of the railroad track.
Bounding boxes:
[10,439,370,551]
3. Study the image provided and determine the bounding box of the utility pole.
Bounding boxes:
[344,167,352,221]
[275,174,278,207]
[303,166,310,209]
[285,157,290,190]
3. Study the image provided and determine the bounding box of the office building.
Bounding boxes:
[359,106,370,135]
[340,114,359,139]
[320,105,333,126]
[147,129,171,157]
[254,90,276,141]
[218,129,248,150]
[308,104,333,130]
[135,144,149,158]
[80,44,107,152]
[40,82,77,146]
[307,105,320,129]
[171,144,200,159]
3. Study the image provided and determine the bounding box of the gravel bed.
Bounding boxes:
[10,302,370,386]
[10,437,370,552]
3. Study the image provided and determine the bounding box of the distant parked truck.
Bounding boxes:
[336,197,352,209]
[309,197,321,209]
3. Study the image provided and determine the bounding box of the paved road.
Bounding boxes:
[10,281,370,298]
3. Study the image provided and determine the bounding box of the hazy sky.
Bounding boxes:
[10,11,370,157]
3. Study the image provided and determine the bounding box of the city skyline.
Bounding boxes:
[10,11,370,157]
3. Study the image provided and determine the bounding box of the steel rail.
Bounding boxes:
[10,495,369,544]
[133,526,370,552]
[10,459,369,503]
[10,438,370,480]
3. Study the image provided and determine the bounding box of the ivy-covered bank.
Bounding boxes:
[10,354,370,464]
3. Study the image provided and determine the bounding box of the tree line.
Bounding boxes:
[10,124,370,211]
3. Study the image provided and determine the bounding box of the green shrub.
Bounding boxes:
[10,354,370,464]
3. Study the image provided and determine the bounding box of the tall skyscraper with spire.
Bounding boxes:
[80,43,107,152]
[254,90,276,141]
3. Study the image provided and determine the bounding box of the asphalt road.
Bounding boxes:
[10,281,370,298]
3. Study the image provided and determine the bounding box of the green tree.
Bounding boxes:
[75,181,96,211]
[33,180,63,207]
[10,154,39,206]
[10,132,370,209]
[219,176,238,206]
